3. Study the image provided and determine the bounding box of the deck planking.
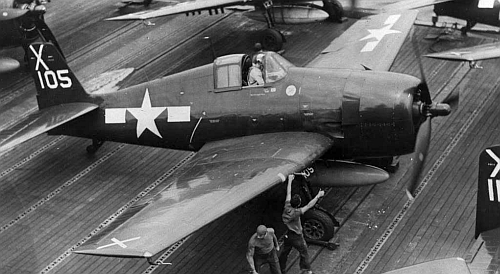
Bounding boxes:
[1,2,500,274]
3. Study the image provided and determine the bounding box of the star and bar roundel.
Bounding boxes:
[104,88,191,138]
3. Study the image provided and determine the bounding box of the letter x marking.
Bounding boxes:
[29,44,49,71]
[97,237,141,249]
[487,149,500,177]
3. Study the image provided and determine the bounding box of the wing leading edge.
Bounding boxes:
[74,132,333,258]
[308,10,418,71]
[424,41,500,63]
[107,0,247,21]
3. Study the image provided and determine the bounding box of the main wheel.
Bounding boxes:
[261,28,284,52]
[323,0,343,22]
[302,209,335,241]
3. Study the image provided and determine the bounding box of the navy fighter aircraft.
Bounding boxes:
[383,0,500,34]
[0,0,62,74]
[381,145,500,274]
[107,0,347,51]
[0,10,452,261]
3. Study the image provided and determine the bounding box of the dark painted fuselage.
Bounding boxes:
[52,52,420,160]
[435,0,500,27]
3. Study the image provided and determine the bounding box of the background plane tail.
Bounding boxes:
[28,42,90,109]
[476,145,500,237]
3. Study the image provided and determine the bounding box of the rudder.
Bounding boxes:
[476,145,500,237]
[28,42,89,109]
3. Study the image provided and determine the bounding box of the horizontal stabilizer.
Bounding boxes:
[0,103,98,154]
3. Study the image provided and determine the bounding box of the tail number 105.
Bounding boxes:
[37,69,73,89]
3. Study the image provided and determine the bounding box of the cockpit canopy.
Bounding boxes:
[213,52,293,90]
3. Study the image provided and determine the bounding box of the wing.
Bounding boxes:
[424,41,500,62]
[74,132,333,257]
[381,0,453,12]
[307,10,418,71]
[466,227,500,273]
[382,258,470,274]
[107,0,248,21]
[0,103,98,154]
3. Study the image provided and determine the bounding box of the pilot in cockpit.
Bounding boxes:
[248,54,265,86]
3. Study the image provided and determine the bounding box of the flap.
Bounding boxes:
[107,0,246,20]
[74,132,333,257]
[307,10,418,71]
[0,103,98,153]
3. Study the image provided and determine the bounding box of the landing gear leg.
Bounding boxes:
[323,0,344,23]
[298,178,339,248]
[260,0,285,51]
[86,139,104,154]
[461,20,476,35]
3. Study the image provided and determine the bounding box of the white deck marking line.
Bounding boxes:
[142,235,192,273]
[40,152,196,274]
[0,144,125,234]
[0,136,65,180]
[354,70,500,274]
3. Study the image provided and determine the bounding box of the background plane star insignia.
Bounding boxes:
[127,88,167,138]
[360,14,401,52]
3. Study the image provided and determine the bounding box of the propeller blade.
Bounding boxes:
[410,27,432,105]
[0,9,28,21]
[407,116,432,199]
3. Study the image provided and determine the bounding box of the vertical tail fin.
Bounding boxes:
[28,42,89,109]
[476,145,500,237]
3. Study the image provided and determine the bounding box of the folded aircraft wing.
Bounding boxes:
[0,103,98,154]
[308,10,418,71]
[424,41,500,62]
[107,0,247,21]
[74,132,333,258]
[381,0,453,12]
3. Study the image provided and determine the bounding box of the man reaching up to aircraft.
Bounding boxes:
[246,225,282,274]
[279,174,324,274]
[248,54,265,86]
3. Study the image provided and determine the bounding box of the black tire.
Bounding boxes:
[261,29,284,52]
[302,209,335,241]
[323,0,343,22]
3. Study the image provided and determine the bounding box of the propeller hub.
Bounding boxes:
[428,103,451,117]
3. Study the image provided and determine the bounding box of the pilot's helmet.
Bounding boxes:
[254,53,264,64]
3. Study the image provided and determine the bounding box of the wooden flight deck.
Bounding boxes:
[0,1,499,273]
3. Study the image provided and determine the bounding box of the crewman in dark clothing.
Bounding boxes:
[247,225,282,274]
[279,174,324,274]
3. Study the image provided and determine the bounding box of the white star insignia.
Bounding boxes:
[360,25,401,42]
[127,88,166,138]
[359,14,402,52]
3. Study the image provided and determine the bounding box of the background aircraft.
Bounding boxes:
[424,41,500,68]
[0,10,452,263]
[380,145,500,274]
[383,0,500,34]
[0,0,62,74]
[107,0,347,51]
